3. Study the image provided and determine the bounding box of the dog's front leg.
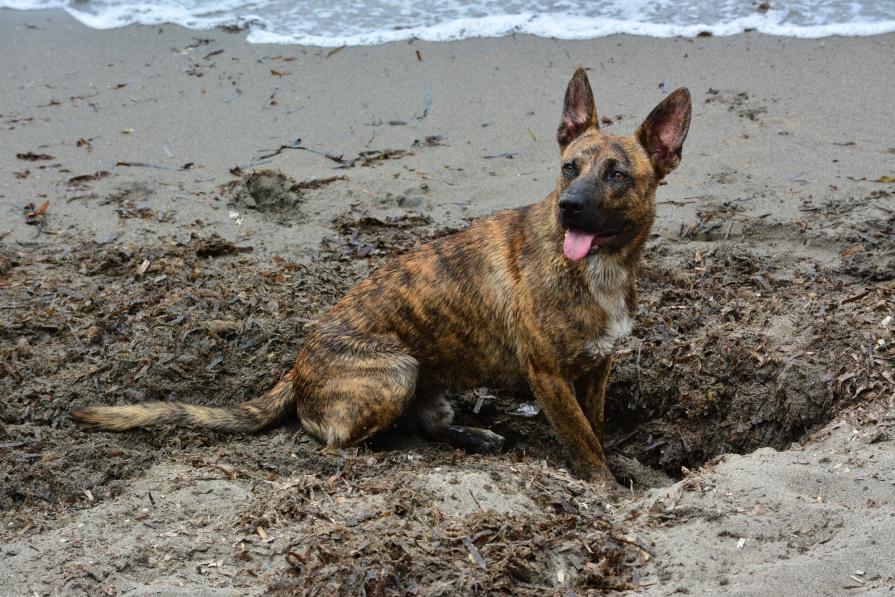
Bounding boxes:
[528,368,612,482]
[575,356,612,446]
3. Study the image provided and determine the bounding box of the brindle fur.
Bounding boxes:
[72,69,691,481]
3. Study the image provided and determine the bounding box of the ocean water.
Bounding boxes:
[2,0,893,45]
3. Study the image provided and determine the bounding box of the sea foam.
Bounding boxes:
[3,0,894,46]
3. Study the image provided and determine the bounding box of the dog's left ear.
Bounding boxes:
[557,68,599,149]
[637,88,692,178]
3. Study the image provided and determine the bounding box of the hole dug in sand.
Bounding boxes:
[222,168,348,226]
[229,169,304,215]
[601,244,886,485]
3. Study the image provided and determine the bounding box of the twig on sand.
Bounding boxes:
[468,489,485,513]
[116,161,193,172]
[326,45,346,58]
[606,429,640,450]
[238,138,345,171]
[611,535,656,558]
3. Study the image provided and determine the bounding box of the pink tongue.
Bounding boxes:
[563,230,596,261]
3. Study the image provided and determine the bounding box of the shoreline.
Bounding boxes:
[4,4,895,46]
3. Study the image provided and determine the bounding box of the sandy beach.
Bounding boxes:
[1,8,893,595]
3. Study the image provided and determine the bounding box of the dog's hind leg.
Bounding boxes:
[404,388,505,454]
[437,425,505,453]
[298,351,419,450]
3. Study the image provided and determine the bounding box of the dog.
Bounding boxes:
[72,68,691,482]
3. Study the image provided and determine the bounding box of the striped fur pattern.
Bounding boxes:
[72,69,691,481]
[72,371,296,432]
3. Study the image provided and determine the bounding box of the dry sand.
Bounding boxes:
[1,8,893,596]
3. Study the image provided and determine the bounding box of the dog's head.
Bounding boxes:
[555,68,691,261]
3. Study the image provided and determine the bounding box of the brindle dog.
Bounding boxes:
[73,69,691,482]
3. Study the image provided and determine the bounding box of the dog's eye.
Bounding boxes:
[609,170,629,182]
[562,161,578,178]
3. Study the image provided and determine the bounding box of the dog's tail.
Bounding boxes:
[70,370,297,433]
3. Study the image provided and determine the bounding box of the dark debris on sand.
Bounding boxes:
[1,191,892,593]
[253,457,641,595]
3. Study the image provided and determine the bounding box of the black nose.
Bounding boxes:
[559,195,585,214]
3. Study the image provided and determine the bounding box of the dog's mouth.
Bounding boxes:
[562,229,619,261]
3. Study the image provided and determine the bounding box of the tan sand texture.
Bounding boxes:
[1,8,893,595]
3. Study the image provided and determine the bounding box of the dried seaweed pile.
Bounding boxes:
[2,220,891,514]
[322,212,455,259]
[0,237,367,510]
[1,204,891,592]
[836,213,894,281]
[242,456,642,595]
[0,200,895,595]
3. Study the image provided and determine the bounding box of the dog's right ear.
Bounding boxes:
[636,88,692,179]
[557,68,599,149]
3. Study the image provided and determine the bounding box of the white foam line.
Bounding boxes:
[247,12,895,46]
[2,4,894,46]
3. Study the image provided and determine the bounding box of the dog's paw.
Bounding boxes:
[594,464,617,487]
[570,460,616,486]
[442,426,505,454]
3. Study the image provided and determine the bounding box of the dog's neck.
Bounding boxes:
[585,255,629,294]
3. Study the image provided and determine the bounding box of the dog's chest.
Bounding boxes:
[579,259,633,360]
[581,291,633,359]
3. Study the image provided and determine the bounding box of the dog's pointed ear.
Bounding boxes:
[557,68,599,149]
[636,88,692,178]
